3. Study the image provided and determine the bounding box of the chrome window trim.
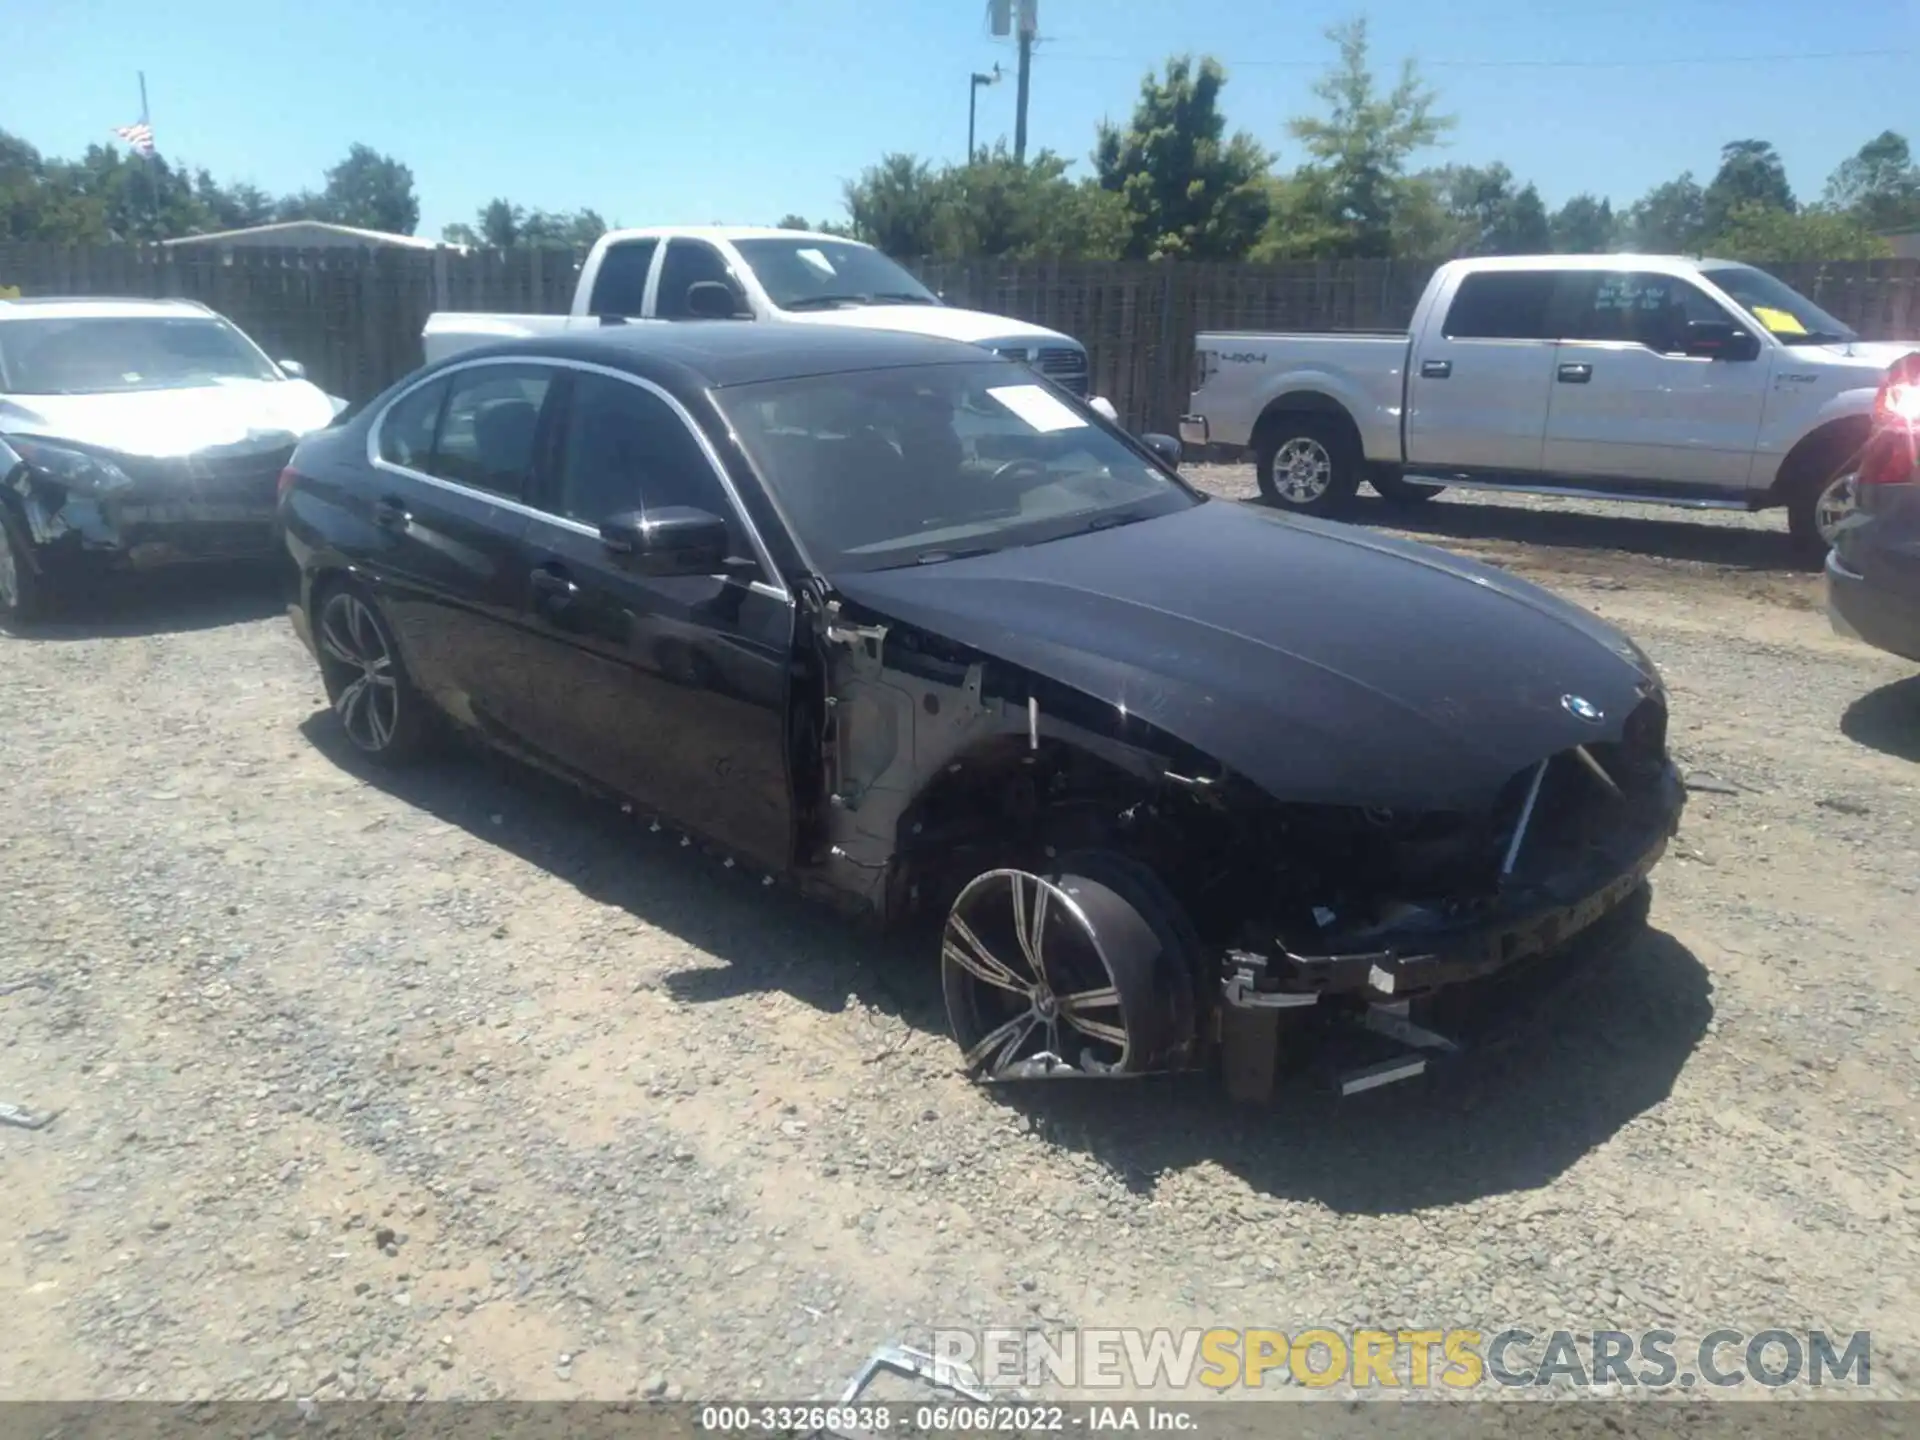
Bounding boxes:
[366,353,790,601]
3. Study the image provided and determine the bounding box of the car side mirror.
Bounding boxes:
[1141,432,1182,468]
[599,506,732,576]
[1682,320,1759,362]
[279,358,308,379]
[687,282,748,320]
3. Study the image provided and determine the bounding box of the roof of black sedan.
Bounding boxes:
[456,323,1001,389]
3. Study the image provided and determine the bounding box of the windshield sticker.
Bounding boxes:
[1751,305,1807,336]
[987,384,1089,433]
[0,285,19,299]
[795,248,836,277]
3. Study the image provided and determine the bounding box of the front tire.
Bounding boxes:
[1255,414,1362,517]
[940,854,1199,1080]
[0,505,52,626]
[313,583,434,764]
[1788,465,1858,566]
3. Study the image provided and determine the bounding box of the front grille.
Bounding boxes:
[1035,347,1090,395]
[120,441,296,499]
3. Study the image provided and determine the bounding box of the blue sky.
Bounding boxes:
[7,0,1915,238]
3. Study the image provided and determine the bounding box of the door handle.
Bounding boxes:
[371,497,410,530]
[1420,359,1452,379]
[1557,363,1593,384]
[529,565,579,612]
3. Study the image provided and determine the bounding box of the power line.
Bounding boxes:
[1038,45,1912,72]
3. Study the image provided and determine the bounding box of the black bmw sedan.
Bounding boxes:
[279,324,1685,1099]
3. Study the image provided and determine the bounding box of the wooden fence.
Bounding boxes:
[4,243,1916,431]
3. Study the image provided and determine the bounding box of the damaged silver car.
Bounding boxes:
[280,324,1686,1101]
[0,296,344,623]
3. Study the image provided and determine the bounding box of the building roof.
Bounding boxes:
[161,221,450,250]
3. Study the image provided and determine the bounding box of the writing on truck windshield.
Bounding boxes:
[730,237,940,312]
[1698,264,1857,345]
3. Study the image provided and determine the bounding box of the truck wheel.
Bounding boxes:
[1255,415,1361,517]
[1370,472,1446,506]
[1787,465,1859,567]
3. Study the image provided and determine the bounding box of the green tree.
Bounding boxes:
[1702,140,1794,236]
[316,143,420,235]
[1624,174,1706,252]
[1823,130,1920,233]
[774,213,812,230]
[1710,201,1892,262]
[935,145,1128,259]
[1550,193,1617,252]
[1269,18,1453,259]
[842,153,944,257]
[1093,54,1272,260]
[1425,163,1549,255]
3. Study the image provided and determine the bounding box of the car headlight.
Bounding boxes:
[5,436,135,495]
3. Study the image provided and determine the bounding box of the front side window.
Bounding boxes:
[1698,263,1857,345]
[1561,272,1735,354]
[730,237,938,312]
[719,359,1195,573]
[1440,272,1557,340]
[427,364,554,501]
[654,241,750,320]
[0,315,282,394]
[553,372,730,527]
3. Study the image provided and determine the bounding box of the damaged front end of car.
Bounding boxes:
[792,584,1685,1102]
[0,432,297,577]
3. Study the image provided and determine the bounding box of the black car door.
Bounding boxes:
[514,366,796,873]
[361,361,559,730]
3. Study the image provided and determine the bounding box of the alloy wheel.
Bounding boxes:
[1272,436,1334,504]
[1814,470,1860,548]
[942,868,1134,1078]
[318,592,401,753]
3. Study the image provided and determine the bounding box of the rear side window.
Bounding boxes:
[377,377,448,470]
[1441,271,1557,340]
[586,239,659,316]
[427,364,555,501]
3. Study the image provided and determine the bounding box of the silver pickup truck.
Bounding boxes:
[1180,254,1920,561]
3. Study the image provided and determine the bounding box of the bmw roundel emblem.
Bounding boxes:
[1561,694,1605,724]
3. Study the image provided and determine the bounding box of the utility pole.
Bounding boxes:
[1012,0,1036,164]
[967,65,1000,163]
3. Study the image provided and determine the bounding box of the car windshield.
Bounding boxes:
[730,237,940,311]
[0,315,283,395]
[1697,264,1858,346]
[720,360,1197,573]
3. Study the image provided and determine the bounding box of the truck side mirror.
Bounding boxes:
[1683,320,1759,362]
[687,282,749,320]
[1141,432,1182,468]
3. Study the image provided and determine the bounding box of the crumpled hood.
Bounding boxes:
[0,379,337,459]
[781,303,1075,349]
[829,499,1661,811]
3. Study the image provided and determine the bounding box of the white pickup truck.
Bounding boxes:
[423,225,1109,412]
[1181,254,1920,560]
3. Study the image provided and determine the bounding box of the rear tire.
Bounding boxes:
[312,581,435,765]
[1255,414,1362,518]
[1369,472,1446,506]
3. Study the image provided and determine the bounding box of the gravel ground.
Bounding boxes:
[4,472,1919,1411]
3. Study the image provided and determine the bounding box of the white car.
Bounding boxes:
[1181,254,1920,561]
[421,226,1112,414]
[0,296,343,622]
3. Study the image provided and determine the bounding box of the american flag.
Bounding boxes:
[113,122,155,155]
